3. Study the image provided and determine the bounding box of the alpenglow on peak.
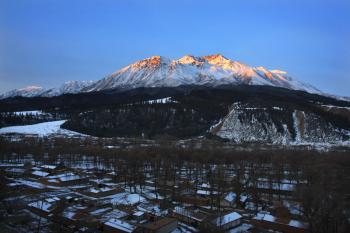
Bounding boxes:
[83,54,321,94]
[0,54,322,99]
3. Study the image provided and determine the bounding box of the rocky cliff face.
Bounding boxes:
[212,102,349,144]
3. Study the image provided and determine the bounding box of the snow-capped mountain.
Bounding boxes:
[0,54,323,99]
[83,54,321,94]
[41,80,95,97]
[0,81,94,99]
[0,86,47,99]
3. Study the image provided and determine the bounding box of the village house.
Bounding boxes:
[175,194,210,206]
[31,170,50,178]
[103,218,136,233]
[210,211,242,231]
[4,167,26,177]
[132,211,146,222]
[135,217,178,233]
[172,206,209,227]
[42,172,89,186]
[220,192,248,208]
[27,197,61,218]
[78,185,124,198]
[56,203,99,229]
[251,212,308,233]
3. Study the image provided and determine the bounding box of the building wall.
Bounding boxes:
[222,218,241,230]
[251,219,308,233]
[155,220,178,233]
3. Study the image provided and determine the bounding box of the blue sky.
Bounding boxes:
[0,0,349,96]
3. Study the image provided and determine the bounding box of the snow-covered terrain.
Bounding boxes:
[0,81,94,99]
[0,54,324,99]
[0,120,83,137]
[84,54,322,94]
[211,102,350,145]
[0,86,47,99]
[41,80,95,97]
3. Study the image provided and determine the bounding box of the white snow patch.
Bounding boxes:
[0,120,84,137]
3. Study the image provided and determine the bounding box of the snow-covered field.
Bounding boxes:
[0,120,83,137]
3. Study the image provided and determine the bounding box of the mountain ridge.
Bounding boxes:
[0,54,326,99]
[0,80,94,99]
[83,54,322,94]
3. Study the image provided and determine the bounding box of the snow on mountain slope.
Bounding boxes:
[41,80,95,97]
[83,54,322,94]
[0,86,47,99]
[0,120,83,137]
[211,102,349,144]
[0,54,323,99]
[0,81,94,99]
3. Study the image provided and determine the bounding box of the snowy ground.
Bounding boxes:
[0,120,83,137]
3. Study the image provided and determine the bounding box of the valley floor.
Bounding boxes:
[0,136,349,233]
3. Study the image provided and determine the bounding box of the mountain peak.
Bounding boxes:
[0,81,95,99]
[0,54,323,99]
[202,54,230,64]
[270,70,288,75]
[86,54,320,94]
[130,55,170,69]
[18,86,44,91]
[177,55,204,65]
[0,85,46,99]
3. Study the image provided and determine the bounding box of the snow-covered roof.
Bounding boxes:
[102,209,129,220]
[213,211,242,226]
[253,213,307,229]
[224,192,248,203]
[45,197,61,203]
[46,197,60,203]
[32,170,49,177]
[256,182,295,191]
[133,211,145,217]
[90,207,113,216]
[89,187,113,193]
[5,168,25,173]
[200,183,210,188]
[63,205,88,220]
[47,172,75,179]
[111,193,145,205]
[197,189,217,195]
[59,174,82,182]
[16,179,46,189]
[28,201,54,212]
[0,163,24,167]
[41,165,57,170]
[105,219,136,233]
[47,179,59,183]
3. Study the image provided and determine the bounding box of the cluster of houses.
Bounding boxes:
[1,161,309,233]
